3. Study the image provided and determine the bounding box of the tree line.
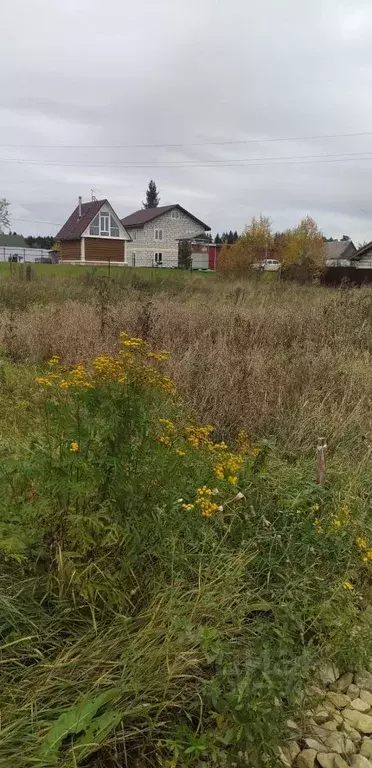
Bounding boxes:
[5,232,55,249]
[3,230,55,250]
[24,235,55,249]
[214,231,239,244]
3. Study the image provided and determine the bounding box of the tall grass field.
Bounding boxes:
[1,264,372,767]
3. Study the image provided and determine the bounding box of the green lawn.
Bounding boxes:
[0,262,215,281]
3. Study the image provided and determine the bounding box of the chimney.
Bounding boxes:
[78,196,82,218]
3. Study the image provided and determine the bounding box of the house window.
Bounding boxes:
[110,215,119,238]
[100,212,109,237]
[154,252,163,266]
[154,228,163,241]
[171,209,179,219]
[89,211,120,237]
[89,215,100,236]
[131,252,136,267]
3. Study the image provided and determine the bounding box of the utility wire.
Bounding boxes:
[11,217,59,227]
[2,130,372,149]
[2,150,372,168]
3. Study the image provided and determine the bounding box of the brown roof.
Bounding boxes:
[121,204,211,231]
[56,199,107,240]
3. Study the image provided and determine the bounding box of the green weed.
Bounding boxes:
[1,319,372,766]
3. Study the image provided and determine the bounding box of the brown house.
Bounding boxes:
[56,197,131,264]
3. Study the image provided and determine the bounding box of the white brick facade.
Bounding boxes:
[126,209,206,267]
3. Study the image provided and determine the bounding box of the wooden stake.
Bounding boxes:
[316,437,327,485]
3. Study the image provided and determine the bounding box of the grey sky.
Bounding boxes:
[2,0,372,241]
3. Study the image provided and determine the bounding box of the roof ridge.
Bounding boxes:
[81,198,107,206]
[121,204,210,231]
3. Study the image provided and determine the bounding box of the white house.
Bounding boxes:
[350,241,372,269]
[121,205,211,267]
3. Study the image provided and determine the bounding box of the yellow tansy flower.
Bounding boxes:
[356,536,368,550]
[343,580,354,590]
[159,435,172,446]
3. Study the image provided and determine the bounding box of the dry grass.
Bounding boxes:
[1,274,372,454]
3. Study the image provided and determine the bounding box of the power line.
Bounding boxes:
[2,130,372,149]
[12,217,59,227]
[2,150,372,169]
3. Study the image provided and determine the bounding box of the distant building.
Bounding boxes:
[324,240,357,267]
[56,197,130,264]
[174,237,223,270]
[350,241,372,270]
[0,234,51,263]
[0,234,27,248]
[121,205,211,268]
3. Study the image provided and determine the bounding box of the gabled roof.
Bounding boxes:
[0,234,27,247]
[351,241,372,261]
[121,204,211,231]
[56,199,107,240]
[325,240,356,260]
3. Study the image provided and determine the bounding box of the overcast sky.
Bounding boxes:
[2,0,372,241]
